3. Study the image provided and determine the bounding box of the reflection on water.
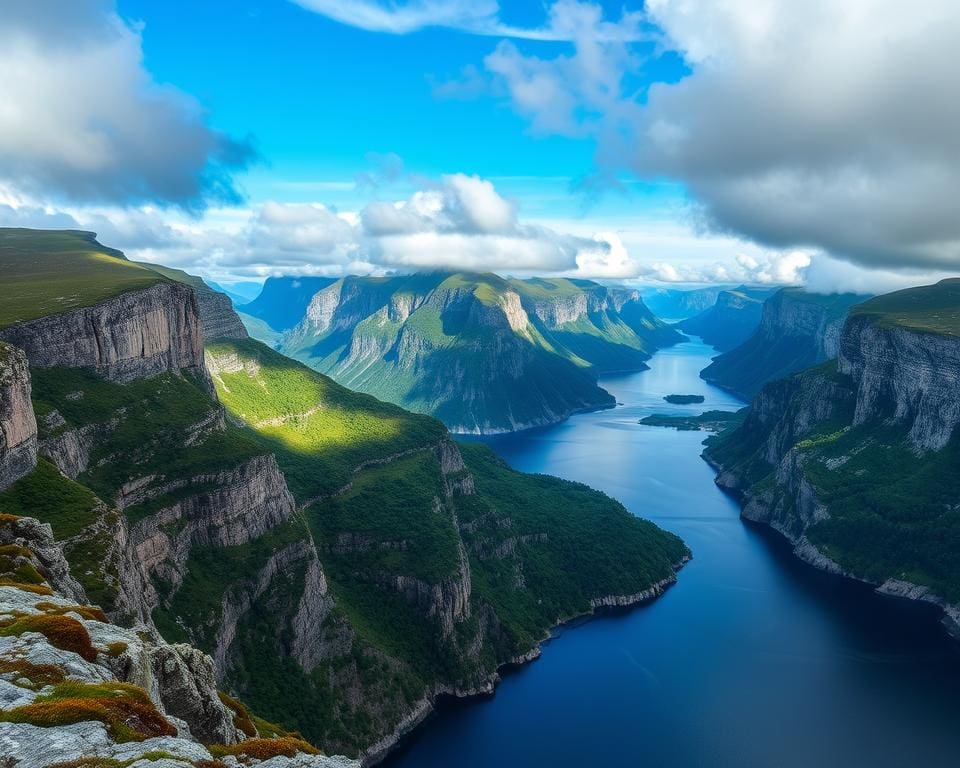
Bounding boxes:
[385,338,960,768]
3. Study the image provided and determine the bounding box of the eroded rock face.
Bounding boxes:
[0,515,359,768]
[0,343,37,491]
[194,288,249,340]
[126,454,297,609]
[0,282,209,385]
[839,315,960,450]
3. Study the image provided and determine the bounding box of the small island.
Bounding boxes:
[664,393,706,404]
[640,409,745,433]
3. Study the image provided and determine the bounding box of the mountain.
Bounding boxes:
[207,279,263,306]
[0,228,688,760]
[640,286,729,321]
[239,276,338,333]
[676,286,778,351]
[134,261,250,340]
[705,279,960,640]
[281,273,682,433]
[700,289,870,398]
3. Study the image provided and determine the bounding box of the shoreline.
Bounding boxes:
[703,452,960,644]
[363,557,689,767]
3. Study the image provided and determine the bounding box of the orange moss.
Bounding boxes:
[0,513,21,526]
[0,614,97,661]
[209,737,320,760]
[0,681,175,742]
[34,602,109,623]
[0,657,66,688]
[217,690,257,737]
[0,579,53,595]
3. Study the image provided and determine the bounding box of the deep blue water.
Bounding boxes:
[384,338,960,768]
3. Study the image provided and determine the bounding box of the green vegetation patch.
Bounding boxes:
[0,459,99,539]
[850,278,960,337]
[207,338,446,500]
[457,442,689,652]
[0,229,164,328]
[641,409,745,433]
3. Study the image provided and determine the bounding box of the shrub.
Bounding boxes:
[0,614,98,661]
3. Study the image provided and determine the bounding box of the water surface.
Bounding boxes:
[386,338,960,768]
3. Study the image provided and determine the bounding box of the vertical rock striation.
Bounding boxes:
[0,342,37,490]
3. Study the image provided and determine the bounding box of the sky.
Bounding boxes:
[1,0,958,292]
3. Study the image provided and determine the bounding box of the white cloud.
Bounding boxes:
[478,0,960,274]
[0,0,253,208]
[290,0,650,42]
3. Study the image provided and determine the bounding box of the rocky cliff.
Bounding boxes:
[0,512,356,768]
[0,282,209,386]
[706,280,960,639]
[282,273,679,433]
[701,289,868,398]
[0,344,37,491]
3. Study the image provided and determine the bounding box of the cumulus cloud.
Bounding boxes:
[0,173,604,279]
[0,0,254,208]
[476,0,960,273]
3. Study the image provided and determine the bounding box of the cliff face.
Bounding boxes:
[701,289,868,398]
[0,513,355,767]
[0,282,208,386]
[0,343,37,490]
[838,313,960,450]
[707,282,960,638]
[283,273,679,434]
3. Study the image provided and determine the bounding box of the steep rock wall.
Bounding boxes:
[0,282,209,385]
[838,315,960,450]
[0,343,37,490]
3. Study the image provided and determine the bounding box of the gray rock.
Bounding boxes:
[0,343,37,491]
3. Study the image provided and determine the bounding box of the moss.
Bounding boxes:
[0,680,174,742]
[0,614,98,661]
[106,640,129,658]
[0,580,53,595]
[0,658,66,689]
[218,690,256,737]
[34,601,108,623]
[209,737,320,760]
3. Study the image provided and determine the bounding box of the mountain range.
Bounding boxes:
[271,273,681,433]
[0,228,687,763]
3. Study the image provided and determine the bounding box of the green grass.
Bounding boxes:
[0,229,164,328]
[0,459,99,539]
[207,338,446,499]
[850,278,960,337]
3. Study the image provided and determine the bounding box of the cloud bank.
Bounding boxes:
[0,0,254,208]
[476,0,960,273]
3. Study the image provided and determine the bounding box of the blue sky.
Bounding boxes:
[116,0,685,216]
[1,1,956,292]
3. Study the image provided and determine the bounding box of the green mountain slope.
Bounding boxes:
[700,289,869,398]
[0,228,689,758]
[706,280,960,637]
[281,272,680,433]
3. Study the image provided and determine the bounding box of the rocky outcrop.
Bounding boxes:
[0,513,357,767]
[194,287,249,340]
[0,282,209,385]
[839,314,960,450]
[677,286,774,352]
[125,454,297,607]
[0,343,37,490]
[701,289,867,398]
